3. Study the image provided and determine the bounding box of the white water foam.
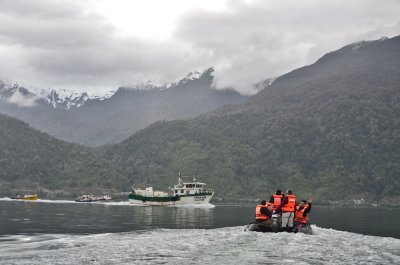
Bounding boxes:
[0,198,75,204]
[169,203,216,208]
[0,198,215,208]
[0,226,398,265]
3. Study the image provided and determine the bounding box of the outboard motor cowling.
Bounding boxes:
[271,214,281,233]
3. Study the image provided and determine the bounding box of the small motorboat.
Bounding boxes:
[75,195,113,202]
[13,194,39,200]
[245,214,313,234]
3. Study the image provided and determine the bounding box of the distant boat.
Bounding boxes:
[75,195,113,202]
[129,175,214,206]
[13,194,39,200]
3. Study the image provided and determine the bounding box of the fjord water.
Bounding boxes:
[0,200,399,264]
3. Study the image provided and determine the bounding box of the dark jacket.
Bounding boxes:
[275,196,288,212]
[299,202,312,217]
[260,206,272,219]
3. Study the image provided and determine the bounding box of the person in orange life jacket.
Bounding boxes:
[255,200,272,223]
[274,189,296,227]
[269,189,283,210]
[294,200,312,225]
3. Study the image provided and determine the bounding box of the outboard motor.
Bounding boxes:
[271,214,281,233]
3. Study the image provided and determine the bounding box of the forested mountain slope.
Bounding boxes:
[105,36,400,204]
[0,113,125,196]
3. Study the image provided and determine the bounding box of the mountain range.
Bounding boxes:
[0,68,248,146]
[1,35,400,205]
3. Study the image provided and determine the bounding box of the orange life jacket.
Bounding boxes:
[266,201,273,211]
[294,204,309,224]
[255,205,269,221]
[282,194,296,212]
[272,194,283,209]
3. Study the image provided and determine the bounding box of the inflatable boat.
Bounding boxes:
[245,214,313,234]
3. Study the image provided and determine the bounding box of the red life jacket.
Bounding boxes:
[294,204,309,224]
[255,205,269,221]
[282,194,296,212]
[272,194,283,209]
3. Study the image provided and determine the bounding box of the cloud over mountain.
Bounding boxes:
[0,0,399,94]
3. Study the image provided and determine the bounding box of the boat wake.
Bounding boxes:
[0,197,215,208]
[169,203,215,208]
[0,197,76,204]
[0,225,398,265]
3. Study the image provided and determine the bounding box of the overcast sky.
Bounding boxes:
[0,0,399,95]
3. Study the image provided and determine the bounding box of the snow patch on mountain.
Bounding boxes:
[120,69,206,92]
[0,79,114,109]
[178,71,202,85]
[35,88,112,109]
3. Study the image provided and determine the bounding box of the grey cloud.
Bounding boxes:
[0,0,206,90]
[0,0,85,19]
[175,0,400,94]
[0,0,399,94]
[0,1,114,49]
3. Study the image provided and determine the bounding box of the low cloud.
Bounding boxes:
[176,0,400,94]
[0,0,399,95]
[7,90,39,107]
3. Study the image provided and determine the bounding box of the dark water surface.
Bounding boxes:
[1,199,400,265]
[0,199,399,238]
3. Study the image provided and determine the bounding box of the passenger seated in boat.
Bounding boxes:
[294,200,312,225]
[255,200,272,224]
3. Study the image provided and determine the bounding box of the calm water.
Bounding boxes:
[0,199,400,264]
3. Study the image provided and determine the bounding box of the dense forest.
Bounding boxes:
[0,114,125,196]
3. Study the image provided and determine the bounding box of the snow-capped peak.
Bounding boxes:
[120,69,206,92]
[0,68,209,109]
[36,88,113,109]
[0,79,113,109]
[179,71,202,85]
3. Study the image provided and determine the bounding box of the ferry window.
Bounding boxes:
[175,190,178,193]
[181,189,184,193]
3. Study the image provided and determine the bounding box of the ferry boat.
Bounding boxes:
[13,194,39,200]
[75,195,113,202]
[128,175,214,206]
